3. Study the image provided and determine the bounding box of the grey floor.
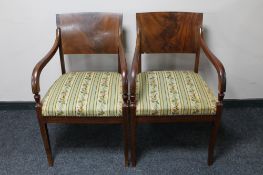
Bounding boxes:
[0,106,263,175]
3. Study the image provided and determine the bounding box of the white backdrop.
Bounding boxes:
[0,0,263,101]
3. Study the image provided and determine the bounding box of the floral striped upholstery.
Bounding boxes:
[42,72,123,117]
[136,71,217,116]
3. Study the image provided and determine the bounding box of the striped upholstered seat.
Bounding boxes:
[42,72,123,117]
[136,71,217,116]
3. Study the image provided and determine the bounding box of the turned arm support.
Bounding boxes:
[200,32,226,102]
[31,29,60,96]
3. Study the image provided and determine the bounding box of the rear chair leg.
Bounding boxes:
[130,105,137,167]
[208,103,223,166]
[123,105,129,166]
[208,121,220,166]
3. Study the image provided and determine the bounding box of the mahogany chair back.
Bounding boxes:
[56,12,121,54]
[137,12,203,53]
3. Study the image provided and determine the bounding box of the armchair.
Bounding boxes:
[31,12,128,166]
[130,12,226,166]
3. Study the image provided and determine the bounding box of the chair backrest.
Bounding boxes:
[136,12,203,53]
[56,12,121,54]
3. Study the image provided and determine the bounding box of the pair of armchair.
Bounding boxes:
[31,12,226,167]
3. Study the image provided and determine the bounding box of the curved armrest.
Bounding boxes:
[31,29,60,95]
[130,32,141,103]
[200,34,226,100]
[118,38,128,102]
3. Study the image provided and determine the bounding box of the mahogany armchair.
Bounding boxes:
[31,12,128,166]
[130,12,226,166]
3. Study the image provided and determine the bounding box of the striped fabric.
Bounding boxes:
[42,72,123,117]
[136,71,217,116]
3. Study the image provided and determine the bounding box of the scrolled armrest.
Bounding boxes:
[200,34,226,100]
[31,29,60,95]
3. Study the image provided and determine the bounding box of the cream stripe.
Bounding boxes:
[188,72,202,114]
[156,72,164,115]
[176,71,186,114]
[108,73,114,116]
[95,72,107,116]
[70,73,87,116]
[89,72,99,116]
[165,71,178,115]
[76,72,93,116]
[85,72,96,116]
[59,73,77,116]
[160,71,170,115]
[51,73,72,116]
[166,71,173,115]
[185,71,199,114]
[66,72,82,116]
[145,73,150,115]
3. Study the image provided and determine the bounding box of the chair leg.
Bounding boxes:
[208,121,220,166]
[130,106,137,167]
[123,106,129,166]
[208,103,223,166]
[38,122,53,166]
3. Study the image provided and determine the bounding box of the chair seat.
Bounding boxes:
[136,71,217,116]
[42,72,123,117]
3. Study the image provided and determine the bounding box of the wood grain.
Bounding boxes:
[57,12,120,54]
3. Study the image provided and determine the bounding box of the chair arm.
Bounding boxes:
[31,29,60,95]
[130,33,141,103]
[118,38,128,102]
[200,34,226,101]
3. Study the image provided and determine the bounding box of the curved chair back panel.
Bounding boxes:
[137,12,203,53]
[56,12,121,54]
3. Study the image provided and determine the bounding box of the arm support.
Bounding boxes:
[118,38,128,101]
[200,34,226,100]
[31,29,60,95]
[130,32,141,103]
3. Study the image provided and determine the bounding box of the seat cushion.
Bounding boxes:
[42,72,123,117]
[136,71,217,116]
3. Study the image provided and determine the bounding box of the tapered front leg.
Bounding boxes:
[34,95,53,167]
[38,122,53,166]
